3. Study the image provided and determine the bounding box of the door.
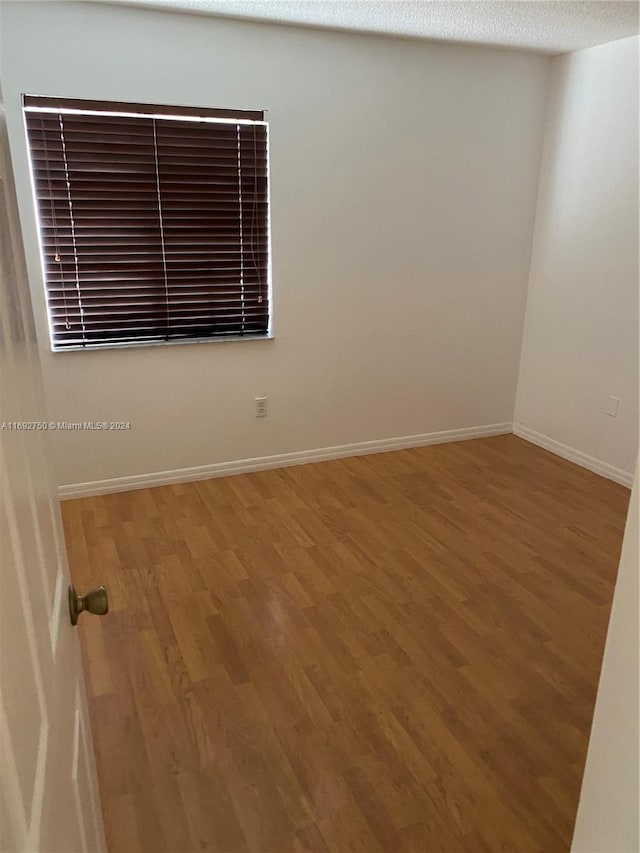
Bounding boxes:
[0,88,107,852]
[571,467,639,851]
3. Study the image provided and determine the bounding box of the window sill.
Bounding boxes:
[50,333,274,353]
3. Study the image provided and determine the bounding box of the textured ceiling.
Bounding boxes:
[101,0,640,54]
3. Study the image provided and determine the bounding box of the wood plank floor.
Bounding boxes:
[62,435,630,853]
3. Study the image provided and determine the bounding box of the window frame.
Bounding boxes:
[22,95,273,352]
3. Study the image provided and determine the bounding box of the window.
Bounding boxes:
[23,96,270,350]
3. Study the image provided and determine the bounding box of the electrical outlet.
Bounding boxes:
[606,396,620,418]
[255,397,267,418]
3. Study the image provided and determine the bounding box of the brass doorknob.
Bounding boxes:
[68,584,109,625]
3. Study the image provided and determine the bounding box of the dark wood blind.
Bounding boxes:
[23,96,269,349]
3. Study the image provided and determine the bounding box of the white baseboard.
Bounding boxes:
[58,421,512,499]
[513,423,634,488]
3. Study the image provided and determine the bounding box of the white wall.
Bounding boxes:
[572,468,639,852]
[0,1,549,487]
[515,37,639,482]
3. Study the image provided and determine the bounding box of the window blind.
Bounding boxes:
[23,96,270,349]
